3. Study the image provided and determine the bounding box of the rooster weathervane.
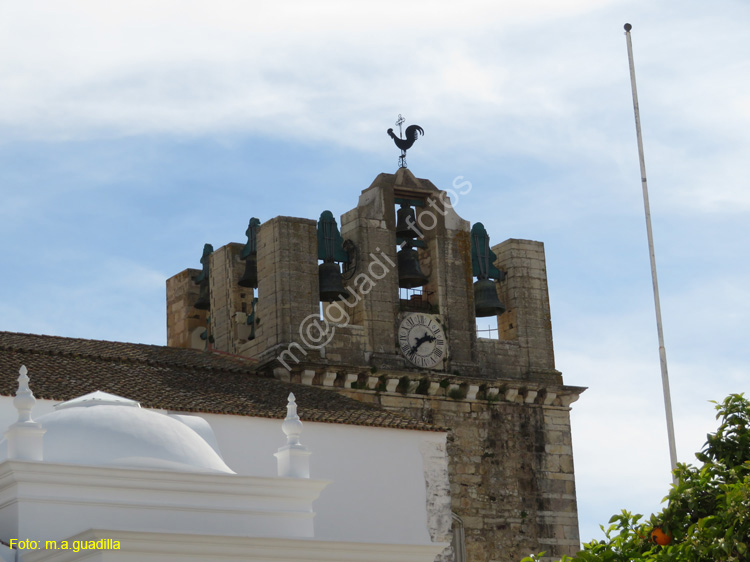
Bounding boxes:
[387,114,423,169]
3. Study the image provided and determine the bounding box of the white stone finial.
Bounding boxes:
[6,365,46,461]
[282,392,303,446]
[275,392,311,478]
[14,365,36,423]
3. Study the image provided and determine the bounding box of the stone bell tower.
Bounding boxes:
[166,168,584,562]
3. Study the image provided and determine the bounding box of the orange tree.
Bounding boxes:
[522,393,750,562]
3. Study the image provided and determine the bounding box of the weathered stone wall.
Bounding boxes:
[338,382,581,562]
[270,365,582,562]
[318,321,368,365]
[167,364,580,560]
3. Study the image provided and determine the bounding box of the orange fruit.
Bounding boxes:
[650,527,671,546]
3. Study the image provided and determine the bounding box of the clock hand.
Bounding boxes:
[410,339,422,354]
[411,334,426,353]
[411,332,436,353]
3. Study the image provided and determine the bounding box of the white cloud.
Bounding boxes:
[3,0,748,223]
[0,1,640,146]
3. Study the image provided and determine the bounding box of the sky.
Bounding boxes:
[1,0,748,548]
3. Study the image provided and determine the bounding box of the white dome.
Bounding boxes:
[35,392,234,474]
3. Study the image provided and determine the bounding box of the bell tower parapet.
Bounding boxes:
[165,172,560,384]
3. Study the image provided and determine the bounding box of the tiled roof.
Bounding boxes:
[0,331,438,431]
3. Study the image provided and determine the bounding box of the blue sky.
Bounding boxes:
[1,0,749,545]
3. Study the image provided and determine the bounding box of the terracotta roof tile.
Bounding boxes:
[0,331,439,432]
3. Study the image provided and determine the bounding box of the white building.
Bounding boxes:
[0,331,452,562]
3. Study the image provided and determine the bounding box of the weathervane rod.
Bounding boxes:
[396,114,405,138]
[624,23,678,480]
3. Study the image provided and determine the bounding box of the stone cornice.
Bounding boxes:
[272,366,586,409]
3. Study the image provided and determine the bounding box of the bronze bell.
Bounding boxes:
[474,278,505,317]
[397,247,429,288]
[396,204,418,239]
[319,261,347,302]
[238,254,258,288]
[194,283,210,310]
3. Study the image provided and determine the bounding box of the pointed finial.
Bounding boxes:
[275,392,311,478]
[287,392,297,414]
[14,365,37,423]
[281,392,304,446]
[6,365,46,461]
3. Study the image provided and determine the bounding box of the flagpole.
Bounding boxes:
[623,23,678,480]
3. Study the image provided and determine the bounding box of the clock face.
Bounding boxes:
[398,313,447,369]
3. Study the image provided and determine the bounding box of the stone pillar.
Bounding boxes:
[166,268,207,349]
[208,242,253,353]
[425,194,473,365]
[493,239,555,374]
[340,182,399,358]
[240,216,319,361]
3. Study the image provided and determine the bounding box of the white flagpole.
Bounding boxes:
[623,23,678,480]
